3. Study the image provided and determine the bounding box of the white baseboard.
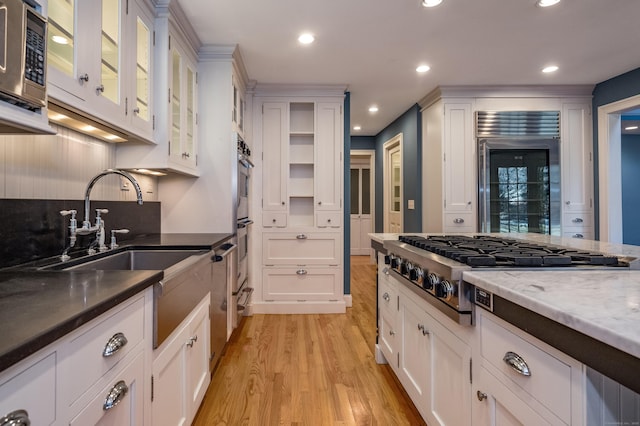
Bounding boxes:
[250,300,347,314]
[375,344,388,364]
[344,294,353,307]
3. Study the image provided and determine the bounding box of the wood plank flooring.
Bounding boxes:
[193,256,426,426]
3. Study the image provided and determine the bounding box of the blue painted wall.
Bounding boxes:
[592,67,640,239]
[621,134,640,245]
[351,136,376,150]
[373,104,422,232]
[343,92,351,294]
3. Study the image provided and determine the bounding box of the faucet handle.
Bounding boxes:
[110,229,130,249]
[95,208,109,226]
[60,209,77,217]
[60,210,78,233]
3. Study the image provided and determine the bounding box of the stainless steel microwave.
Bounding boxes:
[0,0,47,111]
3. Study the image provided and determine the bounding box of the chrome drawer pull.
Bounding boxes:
[453,218,464,224]
[572,217,584,223]
[389,330,396,336]
[477,390,487,401]
[503,351,531,376]
[103,380,128,411]
[382,267,390,275]
[296,269,308,275]
[0,409,30,425]
[573,233,584,238]
[102,332,128,357]
[382,292,390,302]
[186,335,198,348]
[296,234,308,240]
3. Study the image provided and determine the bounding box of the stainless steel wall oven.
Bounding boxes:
[235,133,254,327]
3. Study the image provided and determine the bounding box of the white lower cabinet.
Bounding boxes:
[151,294,211,426]
[377,258,399,372]
[397,285,472,426]
[0,350,57,425]
[472,309,584,426]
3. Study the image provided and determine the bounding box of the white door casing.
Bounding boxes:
[350,150,375,255]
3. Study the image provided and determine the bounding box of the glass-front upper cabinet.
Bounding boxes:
[128,0,154,140]
[100,0,120,106]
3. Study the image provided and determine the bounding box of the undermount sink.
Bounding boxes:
[41,249,207,271]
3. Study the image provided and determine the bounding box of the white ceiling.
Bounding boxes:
[178,0,640,136]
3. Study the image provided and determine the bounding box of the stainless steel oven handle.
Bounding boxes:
[212,243,237,261]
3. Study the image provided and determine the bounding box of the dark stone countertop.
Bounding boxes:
[0,233,233,374]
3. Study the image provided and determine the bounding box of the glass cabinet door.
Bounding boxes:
[185,66,195,159]
[170,48,182,158]
[100,0,120,105]
[135,16,150,121]
[47,0,76,77]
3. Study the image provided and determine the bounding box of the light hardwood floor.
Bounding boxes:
[193,255,426,426]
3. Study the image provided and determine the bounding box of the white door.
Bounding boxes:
[350,155,373,255]
[384,135,403,233]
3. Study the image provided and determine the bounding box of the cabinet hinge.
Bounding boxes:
[589,152,592,162]
[168,141,171,155]
[152,115,155,130]
[590,198,593,208]
[151,375,154,402]
[443,152,446,162]
[261,199,263,208]
[396,352,400,369]
[125,0,128,14]
[469,358,473,384]
[125,97,128,116]
[444,199,447,208]
[153,31,155,47]
[196,72,198,85]
[196,112,198,126]
[196,154,198,166]
[168,34,171,51]
[262,104,264,114]
[396,295,399,311]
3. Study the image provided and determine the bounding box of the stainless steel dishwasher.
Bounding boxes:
[210,242,236,372]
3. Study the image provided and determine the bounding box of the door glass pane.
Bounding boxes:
[171,50,181,156]
[362,168,371,215]
[185,66,195,156]
[391,150,401,212]
[135,17,150,121]
[101,0,120,103]
[350,169,360,215]
[47,0,75,76]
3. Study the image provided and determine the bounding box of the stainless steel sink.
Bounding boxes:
[41,249,207,271]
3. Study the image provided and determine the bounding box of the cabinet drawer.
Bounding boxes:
[378,273,397,320]
[69,352,144,426]
[0,352,56,425]
[444,212,475,231]
[481,313,573,423]
[64,296,145,405]
[263,233,341,265]
[263,212,287,227]
[263,267,341,301]
[562,230,594,240]
[316,211,342,228]
[562,212,593,228]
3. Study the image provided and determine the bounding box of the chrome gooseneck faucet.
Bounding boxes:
[80,169,144,232]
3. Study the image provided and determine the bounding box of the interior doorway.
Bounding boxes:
[383,134,403,233]
[596,93,640,243]
[350,150,375,255]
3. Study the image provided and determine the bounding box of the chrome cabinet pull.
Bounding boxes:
[186,335,198,348]
[572,217,584,223]
[389,330,396,336]
[382,292,390,301]
[96,84,105,94]
[79,73,89,83]
[477,390,487,401]
[573,233,584,239]
[453,218,464,224]
[133,107,140,114]
[102,332,128,357]
[296,269,308,275]
[0,409,30,425]
[382,267,390,275]
[296,234,308,240]
[103,380,128,411]
[503,351,531,376]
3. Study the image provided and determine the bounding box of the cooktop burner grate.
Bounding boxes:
[398,235,623,268]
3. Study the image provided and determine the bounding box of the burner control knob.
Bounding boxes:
[437,279,456,301]
[403,262,413,277]
[384,255,391,265]
[412,267,424,284]
[390,255,401,269]
[426,273,439,290]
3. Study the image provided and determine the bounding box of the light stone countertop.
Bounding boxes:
[369,232,640,359]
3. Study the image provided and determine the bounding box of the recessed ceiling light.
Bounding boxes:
[421,0,443,7]
[298,33,315,44]
[353,125,362,131]
[369,106,379,113]
[542,65,559,73]
[536,0,560,7]
[416,65,430,73]
[625,125,639,131]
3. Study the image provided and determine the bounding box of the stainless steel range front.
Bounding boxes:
[383,235,636,326]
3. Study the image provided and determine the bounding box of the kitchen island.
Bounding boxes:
[371,232,640,425]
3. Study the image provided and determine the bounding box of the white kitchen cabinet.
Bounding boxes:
[376,253,399,372]
[151,293,210,426]
[47,0,154,142]
[561,101,594,238]
[254,87,345,314]
[472,308,584,425]
[397,285,472,426]
[0,350,57,425]
[422,97,476,233]
[115,4,200,175]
